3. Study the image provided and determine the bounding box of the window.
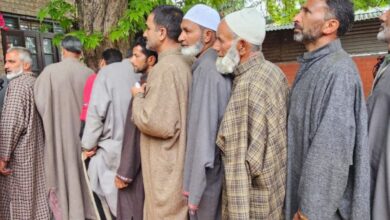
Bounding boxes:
[1,13,62,74]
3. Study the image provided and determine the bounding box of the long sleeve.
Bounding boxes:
[116,100,141,181]
[0,82,28,161]
[299,71,357,219]
[81,72,110,150]
[132,64,180,139]
[34,69,51,117]
[186,66,230,206]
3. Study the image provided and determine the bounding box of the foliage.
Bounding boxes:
[37,0,76,32]
[108,0,169,42]
[354,0,388,11]
[265,0,389,25]
[37,0,389,50]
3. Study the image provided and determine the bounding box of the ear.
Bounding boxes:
[99,59,106,68]
[23,62,31,71]
[147,56,156,66]
[202,29,213,44]
[236,39,248,56]
[323,18,339,35]
[159,26,167,41]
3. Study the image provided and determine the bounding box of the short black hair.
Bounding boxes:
[325,0,354,36]
[152,5,183,42]
[133,35,158,61]
[61,36,82,54]
[102,48,123,65]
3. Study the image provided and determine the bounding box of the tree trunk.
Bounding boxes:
[75,0,129,71]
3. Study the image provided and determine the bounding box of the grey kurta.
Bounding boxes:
[34,57,98,220]
[286,39,370,220]
[183,48,231,220]
[0,74,50,220]
[132,48,192,220]
[0,75,9,116]
[82,59,139,216]
[368,55,390,220]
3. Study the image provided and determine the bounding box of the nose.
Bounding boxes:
[212,40,220,52]
[143,31,147,38]
[293,11,302,24]
[379,12,387,23]
[178,32,185,43]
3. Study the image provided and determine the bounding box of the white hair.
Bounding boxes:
[7,47,33,65]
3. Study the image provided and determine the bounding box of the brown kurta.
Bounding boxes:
[216,53,288,219]
[34,57,98,220]
[116,99,144,220]
[0,74,50,220]
[132,48,192,220]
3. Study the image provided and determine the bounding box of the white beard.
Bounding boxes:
[6,67,23,79]
[181,40,203,57]
[215,41,240,74]
[377,25,390,43]
[293,32,303,42]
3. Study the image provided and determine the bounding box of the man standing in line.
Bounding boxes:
[214,7,289,219]
[115,36,157,220]
[131,5,192,219]
[82,48,139,219]
[369,9,390,220]
[179,4,231,220]
[0,48,33,115]
[0,47,50,220]
[34,36,98,220]
[285,0,370,219]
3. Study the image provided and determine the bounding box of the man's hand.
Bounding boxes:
[115,176,129,189]
[0,160,12,176]
[83,147,97,158]
[188,203,198,216]
[131,83,146,97]
[293,209,308,220]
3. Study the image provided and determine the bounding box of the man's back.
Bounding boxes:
[82,59,139,216]
[34,57,97,220]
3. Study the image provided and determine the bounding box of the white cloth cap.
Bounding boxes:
[183,4,220,31]
[224,7,266,46]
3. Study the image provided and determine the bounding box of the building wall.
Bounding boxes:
[1,0,50,17]
[0,0,52,74]
[277,55,379,98]
[264,18,386,98]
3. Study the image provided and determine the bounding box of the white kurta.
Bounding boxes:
[82,59,140,216]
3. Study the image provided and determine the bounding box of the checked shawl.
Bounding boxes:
[0,74,50,220]
[216,53,289,220]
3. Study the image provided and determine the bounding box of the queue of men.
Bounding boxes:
[1,0,390,219]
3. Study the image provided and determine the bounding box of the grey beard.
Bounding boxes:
[6,67,23,79]
[181,40,203,57]
[294,33,304,42]
[215,42,240,74]
[377,28,390,43]
[293,29,322,43]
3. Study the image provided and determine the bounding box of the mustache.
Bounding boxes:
[294,22,303,31]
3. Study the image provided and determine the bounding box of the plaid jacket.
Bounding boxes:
[0,74,50,219]
[216,53,288,219]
